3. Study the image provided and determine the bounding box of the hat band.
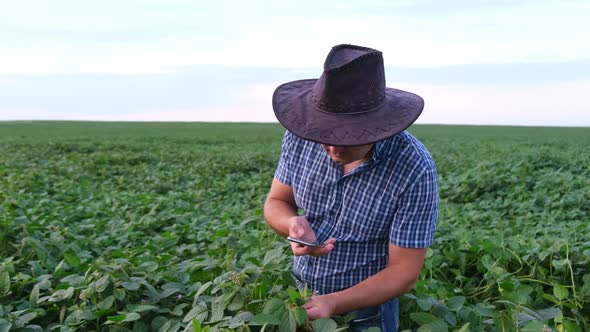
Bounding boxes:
[311,93,386,115]
[312,97,386,115]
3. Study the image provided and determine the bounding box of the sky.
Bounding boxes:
[1,0,589,126]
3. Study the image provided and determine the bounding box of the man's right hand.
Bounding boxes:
[288,216,336,256]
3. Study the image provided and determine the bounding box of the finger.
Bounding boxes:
[323,238,337,245]
[289,225,304,237]
[292,244,312,256]
[309,243,335,256]
[305,306,320,320]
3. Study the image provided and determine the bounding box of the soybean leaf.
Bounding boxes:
[127,304,159,313]
[95,275,110,293]
[447,296,466,311]
[553,284,569,301]
[193,282,213,301]
[456,323,470,332]
[311,318,338,332]
[0,322,12,332]
[98,296,115,310]
[410,312,439,325]
[183,306,207,323]
[29,284,40,303]
[121,282,141,291]
[521,321,549,332]
[158,319,181,332]
[0,272,10,295]
[417,319,449,332]
[251,313,281,326]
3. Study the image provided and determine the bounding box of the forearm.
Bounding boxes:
[328,264,417,315]
[263,197,298,236]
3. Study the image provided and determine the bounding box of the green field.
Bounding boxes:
[1,122,589,331]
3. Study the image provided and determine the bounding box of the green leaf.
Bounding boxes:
[157,319,181,332]
[311,318,338,332]
[114,288,126,301]
[210,296,225,322]
[0,272,10,295]
[519,306,551,321]
[228,312,254,329]
[0,322,12,332]
[416,296,435,311]
[288,288,301,303]
[106,314,127,323]
[493,312,514,332]
[134,321,149,332]
[292,307,307,325]
[98,295,114,310]
[151,316,168,331]
[193,281,212,300]
[16,311,38,325]
[263,248,284,266]
[127,304,158,313]
[417,319,449,332]
[277,306,295,332]
[542,293,559,304]
[95,274,110,293]
[263,298,285,315]
[563,320,582,332]
[191,318,201,332]
[171,303,188,316]
[553,283,569,301]
[446,296,465,311]
[121,282,141,291]
[360,328,381,332]
[124,312,141,322]
[106,312,141,325]
[521,320,549,332]
[410,312,439,325]
[228,297,244,311]
[64,253,80,269]
[251,313,281,326]
[456,323,470,332]
[49,287,74,302]
[183,306,207,323]
[30,284,40,303]
[159,288,179,300]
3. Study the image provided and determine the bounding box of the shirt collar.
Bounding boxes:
[371,134,398,162]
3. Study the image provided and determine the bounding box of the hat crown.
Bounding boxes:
[312,44,386,114]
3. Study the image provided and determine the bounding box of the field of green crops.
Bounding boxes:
[1,121,589,332]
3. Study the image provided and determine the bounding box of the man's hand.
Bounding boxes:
[288,216,336,256]
[302,294,338,320]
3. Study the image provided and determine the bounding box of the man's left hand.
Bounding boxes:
[302,294,338,320]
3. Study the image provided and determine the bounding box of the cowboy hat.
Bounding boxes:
[272,44,424,146]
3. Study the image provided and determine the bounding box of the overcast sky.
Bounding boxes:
[1,0,589,126]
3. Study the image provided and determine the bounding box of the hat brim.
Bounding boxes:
[272,79,424,146]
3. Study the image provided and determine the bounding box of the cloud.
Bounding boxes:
[409,80,590,126]
[1,1,589,75]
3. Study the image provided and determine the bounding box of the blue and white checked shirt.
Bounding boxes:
[275,130,438,295]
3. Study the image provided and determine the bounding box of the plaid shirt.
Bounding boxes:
[274,130,438,294]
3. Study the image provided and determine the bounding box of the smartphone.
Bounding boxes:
[287,237,325,248]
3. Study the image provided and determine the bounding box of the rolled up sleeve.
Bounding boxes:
[390,166,439,248]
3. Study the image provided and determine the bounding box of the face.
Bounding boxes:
[321,143,374,165]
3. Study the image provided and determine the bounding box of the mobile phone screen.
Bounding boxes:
[287,237,325,248]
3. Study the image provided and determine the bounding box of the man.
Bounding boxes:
[264,44,438,331]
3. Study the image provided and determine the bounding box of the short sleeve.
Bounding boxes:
[274,131,294,186]
[390,166,439,248]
